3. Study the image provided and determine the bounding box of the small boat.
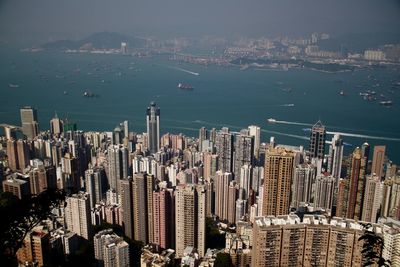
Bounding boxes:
[379,100,393,106]
[340,90,346,96]
[63,91,68,95]
[83,91,97,97]
[267,118,276,123]
[9,84,19,88]
[178,83,194,91]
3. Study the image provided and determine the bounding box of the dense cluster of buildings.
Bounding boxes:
[1,103,400,266]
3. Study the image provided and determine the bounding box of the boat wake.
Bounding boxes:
[170,66,199,76]
[326,131,400,142]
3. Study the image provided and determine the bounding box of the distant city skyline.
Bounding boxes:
[0,0,399,44]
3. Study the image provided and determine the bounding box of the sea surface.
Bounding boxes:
[1,45,400,163]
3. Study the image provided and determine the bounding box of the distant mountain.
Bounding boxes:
[41,32,146,50]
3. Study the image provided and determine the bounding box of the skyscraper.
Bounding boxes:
[153,188,174,250]
[262,147,295,216]
[107,145,128,194]
[251,215,365,267]
[362,174,383,223]
[94,229,129,267]
[50,112,63,136]
[215,127,233,173]
[132,172,154,244]
[6,139,18,171]
[233,129,254,180]
[65,192,92,240]
[120,178,133,240]
[314,173,336,211]
[291,164,316,208]
[371,145,386,178]
[146,102,160,154]
[346,147,367,220]
[85,165,107,209]
[214,171,233,221]
[248,125,260,158]
[175,184,206,258]
[198,127,208,152]
[309,120,326,160]
[16,227,50,267]
[20,106,39,140]
[327,134,344,182]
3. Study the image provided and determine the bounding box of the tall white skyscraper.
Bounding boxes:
[328,134,344,182]
[146,102,160,154]
[248,125,260,158]
[65,192,92,240]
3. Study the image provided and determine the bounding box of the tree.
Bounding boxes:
[0,189,65,264]
[206,218,225,249]
[214,252,232,267]
[359,223,391,267]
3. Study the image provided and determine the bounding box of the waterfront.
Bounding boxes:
[1,45,400,162]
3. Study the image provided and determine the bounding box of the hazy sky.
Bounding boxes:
[0,0,399,44]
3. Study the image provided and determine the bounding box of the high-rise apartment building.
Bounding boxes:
[327,134,344,181]
[291,163,316,208]
[146,102,160,154]
[262,147,295,216]
[198,127,208,152]
[252,215,365,267]
[248,125,260,159]
[65,192,92,240]
[2,176,30,199]
[16,227,50,267]
[20,106,39,140]
[107,145,128,194]
[153,188,174,250]
[371,145,386,178]
[175,184,206,258]
[346,147,367,220]
[6,139,18,171]
[314,173,336,211]
[362,174,383,223]
[233,129,254,180]
[214,171,233,221]
[85,165,107,208]
[120,178,133,240]
[382,176,400,220]
[215,127,233,173]
[132,172,154,244]
[50,112,63,136]
[94,229,129,267]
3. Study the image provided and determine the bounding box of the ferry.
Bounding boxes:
[267,118,276,123]
[9,84,19,88]
[178,83,194,91]
[379,100,393,106]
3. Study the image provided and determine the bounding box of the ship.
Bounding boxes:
[9,84,19,88]
[177,83,194,91]
[83,91,97,97]
[379,100,393,106]
[267,118,276,123]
